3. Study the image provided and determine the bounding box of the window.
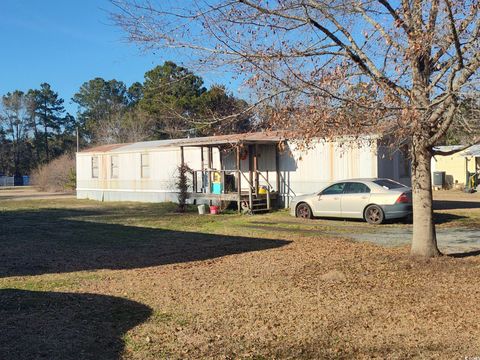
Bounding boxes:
[141,153,150,178]
[321,182,346,195]
[344,182,371,194]
[373,179,406,190]
[111,155,119,179]
[91,156,99,179]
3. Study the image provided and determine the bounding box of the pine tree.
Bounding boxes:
[31,83,65,162]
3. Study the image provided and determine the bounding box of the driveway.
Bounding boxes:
[345,227,480,254]
[335,191,480,254]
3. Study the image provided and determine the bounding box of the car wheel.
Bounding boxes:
[364,205,384,225]
[296,203,312,219]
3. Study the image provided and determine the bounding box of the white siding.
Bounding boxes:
[77,146,213,202]
[279,139,378,206]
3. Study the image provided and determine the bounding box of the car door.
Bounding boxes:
[341,182,371,218]
[312,182,346,217]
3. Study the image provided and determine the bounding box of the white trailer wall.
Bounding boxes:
[77,145,219,202]
[278,139,379,206]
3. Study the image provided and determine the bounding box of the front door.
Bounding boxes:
[312,182,345,217]
[341,182,371,218]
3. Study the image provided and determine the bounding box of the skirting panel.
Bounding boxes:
[77,190,180,203]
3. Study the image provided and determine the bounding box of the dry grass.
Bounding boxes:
[1,196,480,359]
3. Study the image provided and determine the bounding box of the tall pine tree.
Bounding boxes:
[31,83,65,161]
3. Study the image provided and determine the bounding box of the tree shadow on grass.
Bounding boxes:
[0,288,152,360]
[0,208,291,278]
[447,249,480,258]
[433,200,480,210]
[433,212,468,224]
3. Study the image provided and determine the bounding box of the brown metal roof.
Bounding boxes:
[78,131,286,154]
[80,143,131,153]
[171,131,287,147]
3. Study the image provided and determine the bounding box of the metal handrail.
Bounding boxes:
[240,171,254,189]
[278,172,296,197]
[256,171,274,191]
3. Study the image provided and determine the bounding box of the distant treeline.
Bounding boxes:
[0,61,256,176]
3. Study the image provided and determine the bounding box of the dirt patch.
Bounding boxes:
[0,187,74,201]
[320,269,347,282]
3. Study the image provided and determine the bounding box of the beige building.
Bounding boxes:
[432,145,480,189]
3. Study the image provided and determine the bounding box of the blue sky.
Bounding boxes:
[0,0,238,115]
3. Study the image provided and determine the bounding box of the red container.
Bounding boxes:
[210,205,219,215]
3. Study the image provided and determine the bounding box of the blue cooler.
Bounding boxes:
[212,182,223,194]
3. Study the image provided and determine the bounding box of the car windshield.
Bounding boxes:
[373,179,406,190]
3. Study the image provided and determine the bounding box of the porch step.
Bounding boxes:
[252,201,270,212]
[252,208,271,213]
[252,203,268,208]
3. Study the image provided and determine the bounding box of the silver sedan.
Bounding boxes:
[290,178,412,224]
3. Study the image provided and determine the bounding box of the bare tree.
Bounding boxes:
[111,0,480,257]
[0,91,29,175]
[95,108,155,144]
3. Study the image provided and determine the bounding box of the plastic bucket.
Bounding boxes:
[198,204,208,215]
[210,205,219,215]
[258,185,268,194]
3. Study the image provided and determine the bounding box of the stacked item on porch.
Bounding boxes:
[211,171,222,194]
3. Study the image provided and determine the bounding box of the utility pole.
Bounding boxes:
[76,126,80,153]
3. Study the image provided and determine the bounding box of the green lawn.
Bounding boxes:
[1,197,480,359]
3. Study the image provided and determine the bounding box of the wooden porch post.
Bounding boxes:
[275,144,281,205]
[247,144,254,211]
[237,144,241,213]
[207,146,213,195]
[218,146,225,194]
[253,144,259,196]
[208,146,213,168]
[248,144,254,190]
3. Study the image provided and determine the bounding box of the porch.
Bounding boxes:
[176,133,284,213]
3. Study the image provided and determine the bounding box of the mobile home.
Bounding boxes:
[76,132,410,210]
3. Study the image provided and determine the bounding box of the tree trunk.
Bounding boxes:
[13,140,20,176]
[32,120,40,162]
[410,145,441,257]
[44,124,49,162]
